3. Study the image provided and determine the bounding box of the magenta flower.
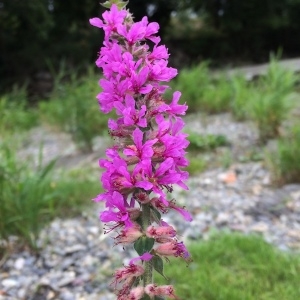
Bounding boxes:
[148,60,178,82]
[147,44,169,61]
[90,4,127,38]
[141,157,182,188]
[96,42,123,74]
[97,76,129,113]
[129,252,153,265]
[117,16,159,45]
[158,91,188,116]
[114,95,147,127]
[100,191,133,227]
[90,1,191,297]
[169,201,193,222]
[129,66,152,95]
[123,128,157,163]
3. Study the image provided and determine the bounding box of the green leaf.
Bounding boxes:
[135,215,144,229]
[134,237,155,256]
[132,276,141,287]
[150,207,161,223]
[153,255,168,280]
[101,0,128,9]
[154,297,164,300]
[141,295,151,300]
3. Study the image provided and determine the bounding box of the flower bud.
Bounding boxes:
[129,286,144,299]
[117,286,144,300]
[146,225,176,241]
[113,264,144,285]
[155,241,190,260]
[127,207,141,220]
[150,197,168,213]
[134,191,151,204]
[145,284,179,299]
[115,223,143,244]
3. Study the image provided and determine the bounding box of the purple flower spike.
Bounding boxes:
[90,2,191,297]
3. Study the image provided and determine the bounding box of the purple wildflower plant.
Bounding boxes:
[90,1,192,298]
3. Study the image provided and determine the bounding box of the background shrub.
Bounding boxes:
[267,124,300,185]
[39,68,111,152]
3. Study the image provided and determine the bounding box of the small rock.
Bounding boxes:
[17,288,26,299]
[201,178,213,185]
[252,185,263,195]
[229,224,247,232]
[14,257,25,270]
[215,212,230,225]
[88,226,100,235]
[47,291,56,300]
[61,258,75,270]
[291,191,300,201]
[82,255,96,267]
[1,278,18,288]
[218,171,237,184]
[251,222,269,233]
[287,230,300,240]
[65,244,86,254]
[262,175,271,185]
[60,291,76,300]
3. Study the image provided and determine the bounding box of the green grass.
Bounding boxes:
[0,86,38,135]
[39,67,112,152]
[155,233,300,300]
[172,62,210,113]
[246,57,296,142]
[186,155,207,175]
[174,63,233,114]
[173,57,297,144]
[186,132,230,175]
[267,123,300,185]
[187,132,229,151]
[230,74,253,121]
[261,54,296,96]
[200,75,233,114]
[0,143,101,249]
[247,89,291,142]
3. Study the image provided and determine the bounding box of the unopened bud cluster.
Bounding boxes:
[90,2,192,299]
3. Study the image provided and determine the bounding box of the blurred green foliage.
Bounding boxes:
[39,67,111,152]
[170,0,300,65]
[267,124,300,185]
[155,233,300,300]
[0,142,101,248]
[2,0,300,93]
[0,86,38,135]
[187,132,229,151]
[174,58,297,143]
[0,0,101,93]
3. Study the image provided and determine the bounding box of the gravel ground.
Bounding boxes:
[1,113,300,300]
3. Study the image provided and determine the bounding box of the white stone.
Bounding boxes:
[14,257,25,270]
[1,278,18,288]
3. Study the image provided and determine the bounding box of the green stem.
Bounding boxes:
[143,259,153,287]
[142,203,153,286]
[142,203,151,230]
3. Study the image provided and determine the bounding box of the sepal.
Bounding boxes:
[101,0,128,9]
[134,236,155,256]
[153,255,168,280]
